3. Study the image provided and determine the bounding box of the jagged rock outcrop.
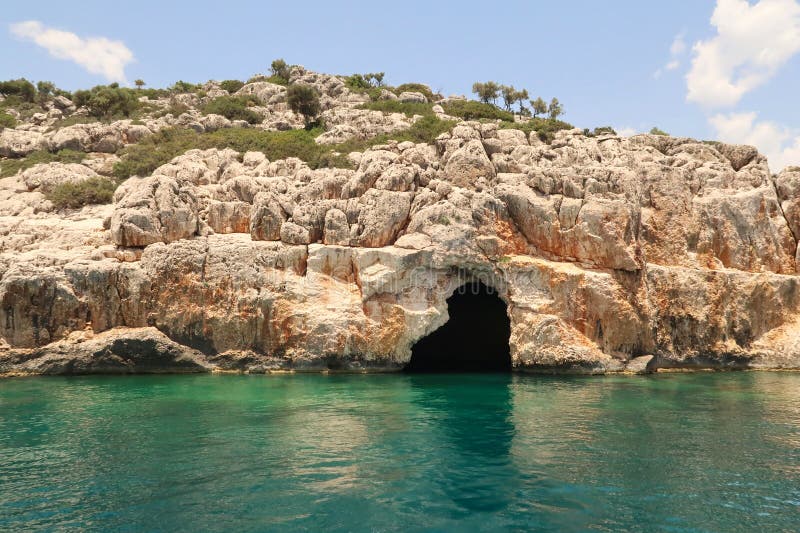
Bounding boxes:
[3,113,800,374]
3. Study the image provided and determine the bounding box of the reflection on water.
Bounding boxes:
[0,372,799,532]
[407,374,517,513]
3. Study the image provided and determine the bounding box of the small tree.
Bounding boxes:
[472,81,500,105]
[649,126,669,136]
[0,78,36,102]
[500,86,530,113]
[134,79,145,90]
[286,83,321,127]
[270,59,291,82]
[36,81,55,98]
[371,72,385,87]
[548,97,564,120]
[515,88,529,112]
[531,97,547,118]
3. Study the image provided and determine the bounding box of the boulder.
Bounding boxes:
[354,189,412,247]
[280,221,311,244]
[323,208,350,245]
[0,129,46,157]
[398,91,427,103]
[110,176,198,247]
[205,201,251,234]
[443,139,495,188]
[250,192,286,241]
[21,163,98,193]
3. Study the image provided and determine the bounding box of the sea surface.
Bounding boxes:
[1,372,798,532]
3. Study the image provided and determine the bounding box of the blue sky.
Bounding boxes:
[2,0,800,170]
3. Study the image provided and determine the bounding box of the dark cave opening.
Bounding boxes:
[405,281,512,373]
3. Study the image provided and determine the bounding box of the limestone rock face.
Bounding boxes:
[249,192,286,241]
[48,121,152,153]
[0,327,208,375]
[205,201,251,234]
[110,176,198,246]
[443,139,495,187]
[21,162,99,193]
[3,114,800,375]
[316,108,414,144]
[0,129,46,157]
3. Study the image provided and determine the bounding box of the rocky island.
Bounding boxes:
[2,65,800,375]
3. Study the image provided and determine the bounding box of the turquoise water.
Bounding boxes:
[1,373,798,532]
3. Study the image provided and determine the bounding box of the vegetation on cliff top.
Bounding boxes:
[112,114,456,179]
[1,63,579,185]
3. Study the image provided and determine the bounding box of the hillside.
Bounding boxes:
[1,65,800,375]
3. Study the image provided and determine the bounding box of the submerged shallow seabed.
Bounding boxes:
[1,373,798,532]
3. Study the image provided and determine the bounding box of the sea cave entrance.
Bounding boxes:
[405,281,512,373]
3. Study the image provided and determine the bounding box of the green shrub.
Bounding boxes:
[134,87,170,100]
[202,95,262,124]
[0,149,85,178]
[649,127,669,136]
[340,74,384,100]
[46,177,117,209]
[344,74,371,91]
[441,100,513,121]
[219,79,245,93]
[394,83,435,102]
[583,126,617,137]
[72,85,140,118]
[0,79,36,102]
[112,128,200,178]
[113,127,329,178]
[0,112,16,128]
[270,59,291,84]
[286,84,321,127]
[395,115,456,144]
[499,117,573,143]
[343,73,385,91]
[113,116,456,179]
[357,100,434,117]
[169,80,200,93]
[266,75,290,86]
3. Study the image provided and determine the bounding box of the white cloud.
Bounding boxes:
[686,0,800,108]
[616,127,637,137]
[670,34,687,57]
[710,111,800,171]
[654,33,687,78]
[9,20,133,83]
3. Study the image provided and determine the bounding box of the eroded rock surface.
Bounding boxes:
[2,123,800,375]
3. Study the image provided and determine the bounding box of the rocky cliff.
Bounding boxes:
[2,68,800,375]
